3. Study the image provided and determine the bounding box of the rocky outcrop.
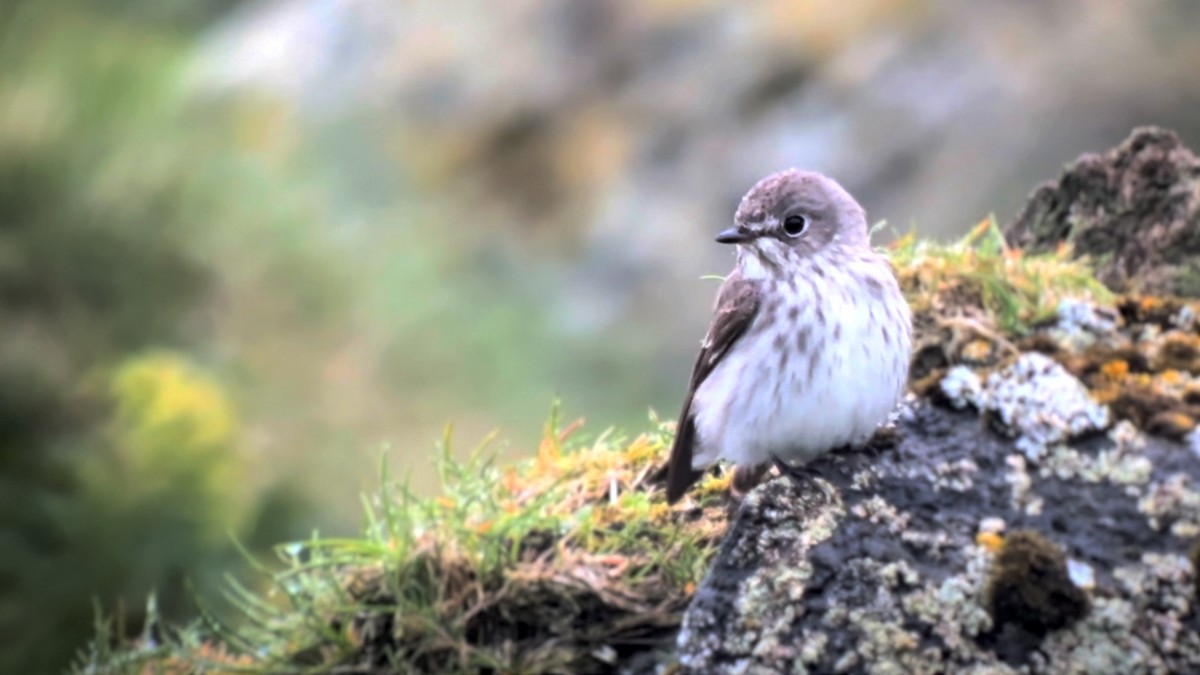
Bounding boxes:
[676,129,1200,674]
[676,402,1200,673]
[1005,126,1200,296]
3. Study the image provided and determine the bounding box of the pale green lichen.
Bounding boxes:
[1140,473,1200,535]
[798,630,827,667]
[850,495,911,534]
[901,550,994,657]
[1039,431,1153,486]
[942,353,1111,461]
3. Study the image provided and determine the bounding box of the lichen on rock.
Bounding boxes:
[77,127,1200,675]
[676,397,1200,673]
[939,353,1109,461]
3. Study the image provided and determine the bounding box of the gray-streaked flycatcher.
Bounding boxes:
[666,169,912,503]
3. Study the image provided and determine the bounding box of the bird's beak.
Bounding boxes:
[715,227,752,244]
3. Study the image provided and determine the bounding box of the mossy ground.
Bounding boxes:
[75,409,731,674]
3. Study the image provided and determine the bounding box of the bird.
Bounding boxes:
[665,169,912,504]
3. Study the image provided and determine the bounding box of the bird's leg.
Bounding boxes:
[730,463,770,499]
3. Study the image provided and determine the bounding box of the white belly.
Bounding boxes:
[691,268,910,469]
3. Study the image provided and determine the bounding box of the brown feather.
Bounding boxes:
[666,271,761,503]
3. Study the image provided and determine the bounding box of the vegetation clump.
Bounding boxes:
[76,410,730,674]
[889,217,1112,338]
[983,530,1090,637]
[891,217,1200,447]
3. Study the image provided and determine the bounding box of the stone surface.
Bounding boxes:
[1005,126,1200,297]
[675,402,1200,674]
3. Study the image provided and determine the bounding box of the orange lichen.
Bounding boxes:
[961,338,994,363]
[1146,411,1196,440]
[1100,359,1130,381]
[1119,294,1195,328]
[1089,384,1120,405]
[977,531,1004,553]
[1129,373,1155,389]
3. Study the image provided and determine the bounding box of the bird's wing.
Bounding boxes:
[665,272,761,503]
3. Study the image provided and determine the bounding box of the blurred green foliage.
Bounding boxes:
[93,353,247,541]
[0,0,688,670]
[0,2,321,672]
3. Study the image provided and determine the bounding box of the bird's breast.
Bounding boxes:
[691,259,911,469]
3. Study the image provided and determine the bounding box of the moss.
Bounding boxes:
[1117,294,1191,329]
[891,216,1112,337]
[1157,332,1200,373]
[1110,386,1183,428]
[984,530,1090,636]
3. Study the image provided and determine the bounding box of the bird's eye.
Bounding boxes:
[782,215,808,237]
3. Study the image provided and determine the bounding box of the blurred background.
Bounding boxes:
[3,0,1200,671]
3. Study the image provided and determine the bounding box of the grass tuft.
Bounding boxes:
[74,405,728,674]
[889,217,1112,334]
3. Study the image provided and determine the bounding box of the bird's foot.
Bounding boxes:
[864,425,901,451]
[769,452,827,487]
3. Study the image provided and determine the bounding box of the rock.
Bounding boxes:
[675,402,1200,673]
[1004,127,1200,297]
